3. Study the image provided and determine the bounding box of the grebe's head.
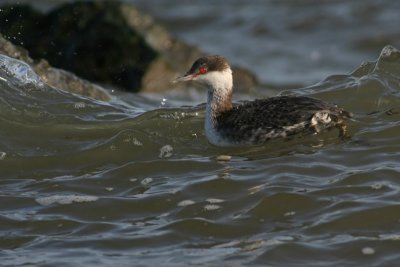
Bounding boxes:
[173,55,232,88]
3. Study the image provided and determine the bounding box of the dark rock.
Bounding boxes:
[0,1,158,91]
[0,1,259,93]
[0,34,111,101]
[120,3,258,92]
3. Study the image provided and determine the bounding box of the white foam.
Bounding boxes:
[206,198,224,204]
[284,211,296,217]
[0,54,44,87]
[159,145,173,158]
[204,204,222,211]
[361,247,375,255]
[141,177,153,186]
[35,195,99,206]
[177,200,196,207]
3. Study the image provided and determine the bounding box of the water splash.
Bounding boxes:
[0,54,44,88]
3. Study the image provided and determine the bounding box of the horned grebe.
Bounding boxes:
[174,55,351,146]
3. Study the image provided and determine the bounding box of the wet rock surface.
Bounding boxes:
[0,34,111,101]
[0,1,258,94]
[0,2,157,92]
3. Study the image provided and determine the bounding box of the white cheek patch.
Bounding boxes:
[198,69,233,91]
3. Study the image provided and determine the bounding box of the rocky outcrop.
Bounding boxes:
[0,34,111,101]
[0,1,258,94]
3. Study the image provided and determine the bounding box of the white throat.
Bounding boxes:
[202,68,233,145]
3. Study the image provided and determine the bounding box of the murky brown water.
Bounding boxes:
[1,1,400,266]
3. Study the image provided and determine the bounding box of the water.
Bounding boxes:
[1,2,400,267]
[130,0,400,86]
[1,45,400,266]
[10,0,400,86]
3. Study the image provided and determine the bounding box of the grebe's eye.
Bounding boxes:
[198,67,207,74]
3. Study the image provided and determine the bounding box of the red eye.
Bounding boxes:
[199,67,207,74]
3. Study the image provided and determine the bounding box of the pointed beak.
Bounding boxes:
[172,73,196,83]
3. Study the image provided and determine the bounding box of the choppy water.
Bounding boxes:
[1,1,400,266]
[1,43,400,266]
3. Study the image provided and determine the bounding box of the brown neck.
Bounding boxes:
[207,89,233,118]
[204,68,234,129]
